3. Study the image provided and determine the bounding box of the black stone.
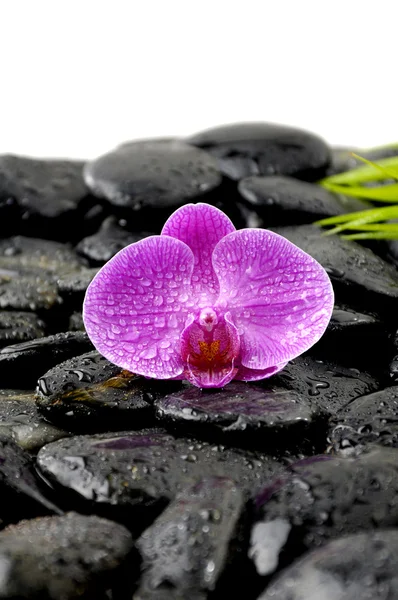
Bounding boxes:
[0,331,93,388]
[329,386,398,453]
[238,175,368,225]
[76,216,152,266]
[186,123,331,181]
[0,311,46,348]
[68,311,84,331]
[36,351,159,431]
[272,224,398,316]
[0,236,82,313]
[0,155,90,239]
[0,197,20,237]
[0,512,135,599]
[271,355,378,415]
[251,447,398,576]
[84,139,223,210]
[36,429,283,530]
[259,530,398,600]
[0,389,68,451]
[311,305,387,369]
[0,435,61,523]
[155,382,327,453]
[56,267,98,311]
[137,477,245,597]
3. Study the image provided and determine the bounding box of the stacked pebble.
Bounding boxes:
[0,123,398,599]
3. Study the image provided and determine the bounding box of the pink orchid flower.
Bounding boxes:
[83,203,334,388]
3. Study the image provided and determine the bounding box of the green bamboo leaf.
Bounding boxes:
[351,153,398,181]
[321,182,398,202]
[345,223,398,232]
[342,231,398,240]
[320,155,398,187]
[315,205,398,227]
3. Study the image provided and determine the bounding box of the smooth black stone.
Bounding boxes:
[238,176,367,225]
[56,267,98,310]
[312,306,387,368]
[271,355,378,415]
[36,351,162,431]
[0,155,90,239]
[137,477,244,597]
[0,236,82,312]
[259,530,398,600]
[155,382,327,453]
[76,216,152,266]
[0,331,94,388]
[389,329,398,381]
[329,386,398,453]
[186,122,331,181]
[84,139,223,209]
[0,389,68,451]
[0,512,134,599]
[0,311,45,348]
[327,145,398,177]
[36,430,283,529]
[251,447,398,576]
[0,197,20,237]
[0,435,61,523]
[272,224,398,316]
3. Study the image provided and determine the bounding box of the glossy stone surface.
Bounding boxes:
[272,224,398,314]
[252,447,398,576]
[187,122,331,181]
[84,139,223,209]
[329,386,398,453]
[0,332,93,388]
[0,435,61,523]
[0,389,68,450]
[155,382,327,452]
[0,513,134,599]
[76,216,152,265]
[0,236,82,312]
[36,430,283,529]
[0,311,45,348]
[259,530,398,600]
[238,175,367,225]
[36,351,159,431]
[137,477,244,596]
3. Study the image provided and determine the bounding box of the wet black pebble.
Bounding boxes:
[0,434,61,523]
[238,175,367,225]
[329,385,398,453]
[186,122,331,181]
[259,529,398,600]
[251,447,398,577]
[0,155,89,239]
[0,512,135,599]
[84,139,223,210]
[0,311,46,348]
[36,351,160,431]
[76,216,153,266]
[137,477,244,597]
[155,382,327,453]
[36,429,283,530]
[0,389,68,451]
[0,331,93,388]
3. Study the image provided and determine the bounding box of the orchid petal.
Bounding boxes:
[83,235,195,378]
[235,363,288,382]
[162,203,235,305]
[212,229,334,370]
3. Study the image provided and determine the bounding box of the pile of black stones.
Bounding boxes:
[1,123,398,598]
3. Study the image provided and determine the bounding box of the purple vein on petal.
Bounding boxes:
[162,203,235,306]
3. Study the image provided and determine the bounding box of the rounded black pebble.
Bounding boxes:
[186,122,331,181]
[0,512,135,599]
[84,139,223,210]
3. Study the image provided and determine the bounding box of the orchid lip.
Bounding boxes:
[83,203,334,388]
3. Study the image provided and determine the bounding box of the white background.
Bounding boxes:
[0,0,395,159]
